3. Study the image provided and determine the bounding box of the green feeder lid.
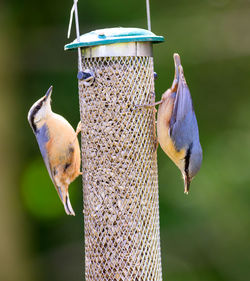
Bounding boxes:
[64,27,164,50]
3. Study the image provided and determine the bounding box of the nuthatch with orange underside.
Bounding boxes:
[27,86,82,215]
[142,53,202,194]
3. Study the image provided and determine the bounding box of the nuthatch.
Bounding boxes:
[27,86,82,215]
[143,53,202,193]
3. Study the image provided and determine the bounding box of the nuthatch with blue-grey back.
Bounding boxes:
[142,53,202,194]
[27,86,82,215]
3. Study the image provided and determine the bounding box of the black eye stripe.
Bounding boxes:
[185,143,193,176]
[30,100,44,132]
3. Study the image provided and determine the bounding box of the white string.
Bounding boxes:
[73,0,81,41]
[67,4,75,39]
[68,0,152,72]
[67,0,83,72]
[146,0,151,31]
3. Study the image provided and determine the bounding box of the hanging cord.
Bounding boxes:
[146,0,151,31]
[67,0,83,72]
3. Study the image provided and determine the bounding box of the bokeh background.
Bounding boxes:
[1,0,250,280]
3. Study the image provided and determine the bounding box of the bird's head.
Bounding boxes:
[180,142,202,194]
[27,85,53,133]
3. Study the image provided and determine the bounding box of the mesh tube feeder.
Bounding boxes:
[65,27,164,281]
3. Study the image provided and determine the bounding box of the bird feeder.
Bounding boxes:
[65,27,164,281]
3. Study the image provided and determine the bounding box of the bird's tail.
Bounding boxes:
[64,193,75,216]
[58,187,75,216]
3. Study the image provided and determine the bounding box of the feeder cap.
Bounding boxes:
[64,27,164,50]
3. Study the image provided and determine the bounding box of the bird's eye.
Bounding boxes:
[35,102,42,111]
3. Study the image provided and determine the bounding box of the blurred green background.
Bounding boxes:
[1,0,250,280]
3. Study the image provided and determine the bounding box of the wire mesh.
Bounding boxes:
[79,55,162,281]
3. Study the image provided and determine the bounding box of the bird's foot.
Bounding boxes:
[134,100,162,110]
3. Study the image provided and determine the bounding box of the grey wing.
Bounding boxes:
[170,71,193,126]
[170,74,199,151]
[171,110,200,152]
[36,124,56,186]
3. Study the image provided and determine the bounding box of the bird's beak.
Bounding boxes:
[184,175,191,194]
[45,85,53,101]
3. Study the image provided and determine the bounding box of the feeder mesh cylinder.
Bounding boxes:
[79,55,162,281]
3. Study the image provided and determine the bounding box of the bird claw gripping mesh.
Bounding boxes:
[79,55,162,281]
